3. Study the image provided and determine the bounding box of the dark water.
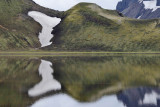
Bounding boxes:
[1,55,160,107]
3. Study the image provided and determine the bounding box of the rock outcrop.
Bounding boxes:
[116,0,160,19]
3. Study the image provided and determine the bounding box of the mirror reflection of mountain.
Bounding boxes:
[117,87,160,107]
[0,57,41,106]
[30,87,160,107]
[30,93,124,107]
[1,55,160,106]
[46,55,160,101]
[28,60,61,97]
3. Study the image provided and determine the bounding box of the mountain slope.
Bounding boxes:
[45,3,160,52]
[116,0,160,19]
[0,0,63,51]
[2,1,160,52]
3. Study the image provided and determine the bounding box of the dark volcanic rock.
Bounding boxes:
[116,0,138,12]
[157,0,160,6]
[116,0,160,19]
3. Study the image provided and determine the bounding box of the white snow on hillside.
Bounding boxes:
[143,0,160,12]
[28,11,61,47]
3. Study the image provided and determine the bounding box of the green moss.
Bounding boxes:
[0,0,63,51]
[47,3,160,52]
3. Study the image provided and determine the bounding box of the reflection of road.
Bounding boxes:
[30,94,124,107]
[28,60,61,97]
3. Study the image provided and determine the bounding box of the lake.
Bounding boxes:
[0,55,160,107]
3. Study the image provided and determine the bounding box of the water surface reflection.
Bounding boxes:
[117,87,160,107]
[0,55,160,107]
[28,60,61,97]
[31,87,160,107]
[31,94,124,107]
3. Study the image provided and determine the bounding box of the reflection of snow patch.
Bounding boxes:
[28,60,61,97]
[139,91,160,106]
[30,94,125,107]
[28,11,61,47]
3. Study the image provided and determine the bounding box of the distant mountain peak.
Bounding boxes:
[116,0,160,19]
[142,0,160,12]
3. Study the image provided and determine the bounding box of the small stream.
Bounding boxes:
[28,11,61,47]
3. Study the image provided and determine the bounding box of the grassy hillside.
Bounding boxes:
[0,0,63,51]
[2,1,160,52]
[46,3,160,52]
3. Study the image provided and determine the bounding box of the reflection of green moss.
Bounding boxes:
[47,56,160,101]
[0,57,40,107]
[1,55,160,106]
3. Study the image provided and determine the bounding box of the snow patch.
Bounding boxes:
[28,11,61,47]
[137,14,143,19]
[143,0,160,12]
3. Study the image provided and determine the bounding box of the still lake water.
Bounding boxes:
[1,55,160,107]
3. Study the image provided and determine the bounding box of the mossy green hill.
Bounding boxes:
[46,3,160,52]
[0,0,63,51]
[1,1,160,52]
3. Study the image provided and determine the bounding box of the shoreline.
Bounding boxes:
[1,51,160,56]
